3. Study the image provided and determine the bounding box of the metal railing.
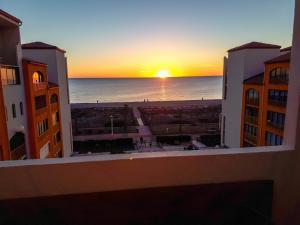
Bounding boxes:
[245,115,258,125]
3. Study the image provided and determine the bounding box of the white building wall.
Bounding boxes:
[221,48,281,148]
[22,49,73,156]
[1,27,30,157]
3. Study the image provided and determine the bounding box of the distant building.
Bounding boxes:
[22,42,73,156]
[221,41,291,148]
[22,58,64,158]
[221,42,283,147]
[0,9,72,160]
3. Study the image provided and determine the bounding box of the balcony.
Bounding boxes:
[246,99,259,106]
[0,145,297,225]
[33,82,47,91]
[269,76,289,85]
[0,65,20,86]
[244,115,258,125]
[268,99,287,107]
[244,133,257,143]
[10,144,26,160]
[267,122,284,131]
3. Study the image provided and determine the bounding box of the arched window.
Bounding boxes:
[246,89,259,105]
[270,67,289,83]
[32,71,45,84]
[50,94,58,103]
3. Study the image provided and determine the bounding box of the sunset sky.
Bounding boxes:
[1,0,295,78]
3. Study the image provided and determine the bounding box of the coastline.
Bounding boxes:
[71,99,222,109]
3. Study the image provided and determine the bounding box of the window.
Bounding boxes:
[245,106,259,124]
[32,71,45,84]
[244,124,258,142]
[268,89,288,107]
[37,119,49,136]
[270,67,289,84]
[0,66,20,85]
[52,111,60,126]
[12,104,16,118]
[54,131,61,143]
[265,132,283,146]
[50,94,58,104]
[267,111,285,130]
[20,102,23,115]
[246,89,259,105]
[35,95,47,110]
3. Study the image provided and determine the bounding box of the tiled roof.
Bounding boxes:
[243,73,264,85]
[228,42,281,53]
[280,46,292,52]
[22,42,66,53]
[48,82,59,88]
[265,53,291,64]
[23,57,47,66]
[0,9,22,24]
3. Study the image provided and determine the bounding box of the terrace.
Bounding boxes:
[0,2,300,225]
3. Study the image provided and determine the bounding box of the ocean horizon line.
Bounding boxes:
[69,75,223,79]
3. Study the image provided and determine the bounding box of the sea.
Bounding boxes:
[69,76,223,103]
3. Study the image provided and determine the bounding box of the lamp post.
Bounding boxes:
[110,115,114,135]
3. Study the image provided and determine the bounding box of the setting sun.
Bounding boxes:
[156,70,171,78]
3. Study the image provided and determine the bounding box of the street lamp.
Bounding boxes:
[110,115,114,135]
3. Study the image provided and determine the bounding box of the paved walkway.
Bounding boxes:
[132,106,152,138]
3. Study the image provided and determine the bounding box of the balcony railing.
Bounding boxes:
[267,121,284,131]
[0,65,20,85]
[269,76,289,84]
[10,144,26,160]
[268,99,287,107]
[246,99,259,106]
[244,133,257,143]
[33,82,47,91]
[244,116,258,125]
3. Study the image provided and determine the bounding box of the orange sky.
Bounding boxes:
[68,40,224,78]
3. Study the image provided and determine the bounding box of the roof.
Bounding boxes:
[243,72,264,85]
[280,46,292,52]
[22,42,66,53]
[48,82,59,88]
[228,42,281,53]
[0,9,22,24]
[22,57,47,66]
[265,53,291,64]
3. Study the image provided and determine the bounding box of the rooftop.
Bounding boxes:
[265,52,291,64]
[22,41,66,53]
[48,82,59,88]
[23,57,47,66]
[228,42,281,53]
[243,72,264,85]
[0,9,22,25]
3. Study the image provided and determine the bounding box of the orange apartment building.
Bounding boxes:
[241,49,291,147]
[22,59,63,158]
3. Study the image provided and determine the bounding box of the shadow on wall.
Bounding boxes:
[0,181,274,225]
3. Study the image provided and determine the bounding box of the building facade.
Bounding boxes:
[221,42,288,148]
[241,51,290,147]
[22,42,73,156]
[0,9,71,160]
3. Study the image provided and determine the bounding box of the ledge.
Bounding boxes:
[0,145,293,168]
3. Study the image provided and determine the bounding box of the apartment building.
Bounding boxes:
[22,58,63,158]
[221,42,287,148]
[241,50,290,147]
[0,10,28,160]
[0,9,70,160]
[22,42,73,156]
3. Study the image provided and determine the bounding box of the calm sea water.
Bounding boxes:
[69,76,223,103]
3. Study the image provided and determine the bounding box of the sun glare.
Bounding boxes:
[156,70,171,78]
